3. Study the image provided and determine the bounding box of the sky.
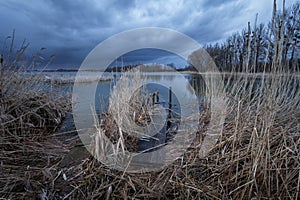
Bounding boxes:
[0,0,297,69]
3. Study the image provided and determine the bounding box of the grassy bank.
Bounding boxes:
[14,66,296,199]
[0,40,71,198]
[1,59,299,199]
[51,67,299,200]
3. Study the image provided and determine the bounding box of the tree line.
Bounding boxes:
[202,1,299,73]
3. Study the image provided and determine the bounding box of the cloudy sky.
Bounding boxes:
[0,0,297,69]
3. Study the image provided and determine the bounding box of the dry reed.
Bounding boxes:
[0,34,71,199]
[45,60,298,199]
[1,1,299,198]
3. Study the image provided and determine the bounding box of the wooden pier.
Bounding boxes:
[130,87,178,169]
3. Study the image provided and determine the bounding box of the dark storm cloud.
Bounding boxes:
[184,0,249,43]
[113,49,184,66]
[0,0,297,69]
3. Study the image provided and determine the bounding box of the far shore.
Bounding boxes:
[27,69,300,77]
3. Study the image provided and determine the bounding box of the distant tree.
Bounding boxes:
[203,1,299,72]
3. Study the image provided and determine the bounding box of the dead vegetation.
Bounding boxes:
[1,1,300,199]
[42,67,298,199]
[0,33,71,199]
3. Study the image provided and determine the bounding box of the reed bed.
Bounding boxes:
[0,41,71,199]
[34,63,297,199]
[43,74,113,85]
[1,46,299,200]
[1,2,299,198]
[1,67,299,199]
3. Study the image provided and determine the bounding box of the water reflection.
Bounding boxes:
[95,72,206,114]
[187,74,207,102]
[61,72,207,145]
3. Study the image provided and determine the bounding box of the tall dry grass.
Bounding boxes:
[93,68,147,162]
[0,33,71,199]
[50,55,298,199]
[1,1,299,198]
[42,63,298,199]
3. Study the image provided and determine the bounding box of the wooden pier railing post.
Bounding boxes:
[152,93,155,107]
[167,87,172,131]
[169,87,172,117]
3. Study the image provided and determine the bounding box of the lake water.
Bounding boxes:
[55,71,298,139]
[50,71,300,171]
[56,71,207,145]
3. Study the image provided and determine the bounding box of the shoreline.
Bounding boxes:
[26,69,300,77]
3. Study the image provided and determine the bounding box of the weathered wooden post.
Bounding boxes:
[167,87,172,131]
[169,87,172,117]
[152,93,155,107]
[156,90,159,103]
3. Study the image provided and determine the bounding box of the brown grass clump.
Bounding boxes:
[98,68,160,154]
[101,112,139,152]
[0,34,71,199]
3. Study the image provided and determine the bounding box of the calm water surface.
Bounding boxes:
[57,72,207,141]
